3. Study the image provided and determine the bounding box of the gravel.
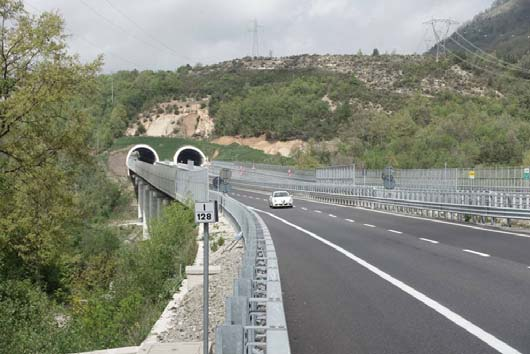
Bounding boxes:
[158,215,244,343]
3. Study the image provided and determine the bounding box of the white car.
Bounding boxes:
[269,191,293,208]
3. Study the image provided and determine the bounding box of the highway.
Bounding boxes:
[229,188,530,354]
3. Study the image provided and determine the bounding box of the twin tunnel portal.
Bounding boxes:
[126,144,207,238]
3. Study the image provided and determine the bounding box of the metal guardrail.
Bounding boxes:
[129,155,291,353]
[225,179,530,220]
[212,190,290,354]
[128,158,209,203]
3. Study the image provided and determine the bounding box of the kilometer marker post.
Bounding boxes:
[194,201,218,354]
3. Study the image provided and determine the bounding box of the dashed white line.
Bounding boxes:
[463,249,490,258]
[363,224,376,228]
[263,199,267,201]
[250,208,522,354]
[329,214,337,218]
[388,230,403,234]
[420,238,439,244]
[301,207,308,211]
[314,210,322,213]
[345,219,355,223]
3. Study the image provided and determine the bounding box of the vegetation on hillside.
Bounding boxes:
[88,47,530,169]
[0,2,198,352]
[444,0,530,66]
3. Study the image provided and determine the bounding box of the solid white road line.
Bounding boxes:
[463,249,491,258]
[301,207,308,211]
[363,224,376,228]
[388,230,403,234]
[345,219,355,223]
[314,210,322,213]
[251,207,522,354]
[329,214,337,218]
[420,238,439,244]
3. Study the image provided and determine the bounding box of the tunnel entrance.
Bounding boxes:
[126,144,160,172]
[133,147,157,164]
[173,146,206,166]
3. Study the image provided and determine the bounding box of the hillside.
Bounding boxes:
[89,51,530,169]
[444,0,530,63]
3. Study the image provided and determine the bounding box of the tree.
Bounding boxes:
[372,48,380,56]
[109,103,129,138]
[0,0,101,286]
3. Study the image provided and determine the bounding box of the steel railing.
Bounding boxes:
[212,190,290,354]
[218,176,530,220]
[128,158,209,203]
[129,156,291,353]
[212,161,530,193]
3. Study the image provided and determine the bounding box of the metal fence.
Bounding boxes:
[213,161,530,192]
[211,162,530,220]
[212,191,290,354]
[128,158,209,202]
[129,156,291,353]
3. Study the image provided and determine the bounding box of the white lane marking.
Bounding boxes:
[301,207,308,211]
[345,219,355,223]
[262,191,530,239]
[420,238,439,244]
[251,208,522,354]
[314,210,322,213]
[263,198,267,201]
[463,249,491,258]
[388,230,403,234]
[329,214,337,218]
[293,206,296,208]
[363,224,376,228]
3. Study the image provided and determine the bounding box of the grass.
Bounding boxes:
[111,136,294,165]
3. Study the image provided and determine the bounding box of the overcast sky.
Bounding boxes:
[25,0,494,72]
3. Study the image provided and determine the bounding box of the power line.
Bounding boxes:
[78,35,141,67]
[447,35,530,75]
[453,31,530,74]
[77,0,176,58]
[24,0,141,68]
[439,41,518,79]
[102,0,191,62]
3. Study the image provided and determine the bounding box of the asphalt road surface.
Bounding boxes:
[229,188,530,354]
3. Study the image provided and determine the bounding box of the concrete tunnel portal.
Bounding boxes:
[173,145,207,166]
[126,144,160,172]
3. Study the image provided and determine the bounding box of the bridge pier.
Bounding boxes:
[133,177,174,240]
[142,184,151,239]
[136,178,144,221]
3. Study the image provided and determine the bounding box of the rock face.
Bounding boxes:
[127,98,214,138]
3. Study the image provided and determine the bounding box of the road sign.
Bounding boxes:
[468,170,475,179]
[194,202,218,354]
[195,201,218,223]
[524,168,530,181]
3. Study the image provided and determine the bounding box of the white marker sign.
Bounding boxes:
[195,201,218,223]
